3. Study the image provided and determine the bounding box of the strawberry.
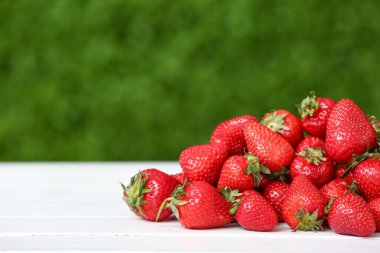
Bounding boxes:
[263,181,289,221]
[352,156,380,202]
[210,115,259,155]
[368,198,380,232]
[335,166,354,185]
[328,194,376,237]
[325,99,377,164]
[121,169,178,221]
[171,173,186,185]
[297,91,335,138]
[320,178,350,201]
[290,136,334,187]
[233,190,278,231]
[243,122,294,173]
[179,143,228,186]
[282,175,327,231]
[158,181,233,229]
[261,109,303,147]
[217,153,270,191]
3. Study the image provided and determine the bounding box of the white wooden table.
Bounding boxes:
[0,162,379,252]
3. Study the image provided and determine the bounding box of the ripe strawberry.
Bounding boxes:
[325,99,377,164]
[328,194,376,237]
[243,122,294,173]
[171,173,186,185]
[233,190,278,231]
[297,91,335,138]
[179,143,228,186]
[320,178,350,201]
[282,176,327,231]
[158,181,233,229]
[217,154,262,191]
[263,181,289,221]
[335,166,354,185]
[368,198,380,232]
[210,115,258,155]
[261,109,303,147]
[290,136,334,187]
[352,156,380,202]
[121,169,178,221]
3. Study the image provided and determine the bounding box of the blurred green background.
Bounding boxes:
[0,0,380,161]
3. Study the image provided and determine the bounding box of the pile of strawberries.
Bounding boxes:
[122,92,380,237]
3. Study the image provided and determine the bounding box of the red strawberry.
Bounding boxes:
[171,173,186,185]
[179,143,228,186]
[210,115,258,155]
[320,178,350,201]
[290,136,334,187]
[121,169,178,221]
[368,198,380,232]
[282,176,327,231]
[297,91,335,138]
[217,154,260,191]
[335,166,354,185]
[325,99,377,164]
[328,194,376,237]
[352,156,380,202]
[263,181,289,221]
[261,109,303,147]
[158,181,233,229]
[243,122,294,173]
[234,190,278,231]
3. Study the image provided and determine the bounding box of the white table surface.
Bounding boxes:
[0,162,379,252]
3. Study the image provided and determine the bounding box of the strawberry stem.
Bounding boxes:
[155,180,188,221]
[244,153,263,187]
[340,151,370,178]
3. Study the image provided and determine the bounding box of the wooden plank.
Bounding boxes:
[0,163,379,252]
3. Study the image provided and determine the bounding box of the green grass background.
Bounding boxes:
[0,0,379,161]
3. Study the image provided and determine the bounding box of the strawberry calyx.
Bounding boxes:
[261,111,290,134]
[296,91,320,119]
[156,180,188,221]
[121,172,151,216]
[294,209,323,231]
[244,153,268,187]
[296,148,327,165]
[264,166,289,183]
[220,187,244,215]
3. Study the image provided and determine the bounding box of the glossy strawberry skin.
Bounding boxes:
[290,136,335,187]
[320,178,349,201]
[328,194,376,237]
[335,166,354,185]
[262,109,303,147]
[352,158,380,202]
[368,198,380,232]
[123,169,178,221]
[235,190,278,231]
[210,115,258,156]
[217,155,254,192]
[263,181,289,221]
[177,181,233,229]
[325,99,377,164]
[179,143,228,186]
[282,176,327,230]
[243,122,295,172]
[301,98,335,138]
